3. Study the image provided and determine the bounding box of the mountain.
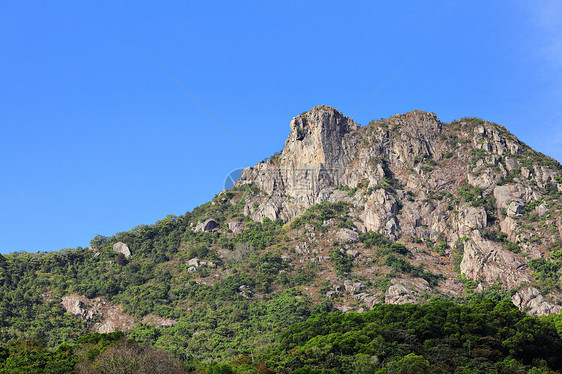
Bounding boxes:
[238,105,562,311]
[1,106,562,371]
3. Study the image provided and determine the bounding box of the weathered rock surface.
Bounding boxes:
[227,221,244,235]
[336,228,359,243]
[61,294,176,333]
[353,293,380,309]
[141,314,177,327]
[195,219,219,232]
[385,284,416,304]
[94,305,136,334]
[343,279,364,293]
[239,106,362,222]
[187,258,215,268]
[511,287,562,316]
[460,230,531,289]
[61,294,100,320]
[383,279,431,304]
[112,242,131,258]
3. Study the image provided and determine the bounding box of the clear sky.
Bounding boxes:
[1,1,561,254]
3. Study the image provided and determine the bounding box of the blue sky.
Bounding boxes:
[1,1,561,253]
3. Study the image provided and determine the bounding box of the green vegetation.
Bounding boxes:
[331,250,354,276]
[0,192,325,362]
[458,183,497,220]
[434,241,448,255]
[384,255,444,287]
[449,134,459,148]
[528,258,562,294]
[470,148,488,165]
[497,166,521,185]
[514,148,562,173]
[521,199,543,216]
[0,340,77,374]
[337,181,368,198]
[458,184,486,207]
[0,332,188,374]
[482,229,520,253]
[3,299,562,373]
[267,299,562,373]
[291,202,352,231]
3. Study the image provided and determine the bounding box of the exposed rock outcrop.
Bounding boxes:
[94,304,136,334]
[239,106,361,221]
[343,279,365,293]
[187,258,215,268]
[61,294,176,333]
[384,279,430,305]
[195,219,219,232]
[385,284,416,304]
[61,294,101,320]
[336,228,359,243]
[460,230,531,289]
[112,242,131,258]
[353,293,380,309]
[511,287,562,316]
[227,221,244,234]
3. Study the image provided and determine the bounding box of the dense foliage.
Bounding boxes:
[2,299,562,373]
[0,192,342,368]
[267,299,562,373]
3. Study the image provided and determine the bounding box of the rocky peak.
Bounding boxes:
[282,105,359,167]
[385,110,441,140]
[239,106,362,220]
[288,105,357,143]
[234,106,562,314]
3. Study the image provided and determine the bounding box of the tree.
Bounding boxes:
[76,342,185,374]
[386,353,430,374]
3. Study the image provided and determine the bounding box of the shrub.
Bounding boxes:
[76,342,185,374]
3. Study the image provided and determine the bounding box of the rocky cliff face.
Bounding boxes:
[237,105,562,315]
[239,106,361,220]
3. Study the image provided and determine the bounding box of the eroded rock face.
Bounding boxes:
[61,294,176,333]
[362,189,400,237]
[336,228,359,243]
[94,305,136,334]
[343,279,364,293]
[511,287,562,316]
[354,293,380,309]
[227,221,244,235]
[112,242,131,258]
[459,230,531,289]
[384,279,430,305]
[239,106,362,221]
[187,258,215,268]
[61,294,100,320]
[195,219,219,232]
[141,314,177,327]
[385,284,416,304]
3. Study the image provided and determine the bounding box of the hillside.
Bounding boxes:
[1,106,562,372]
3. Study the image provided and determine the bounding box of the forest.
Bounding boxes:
[2,299,562,373]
